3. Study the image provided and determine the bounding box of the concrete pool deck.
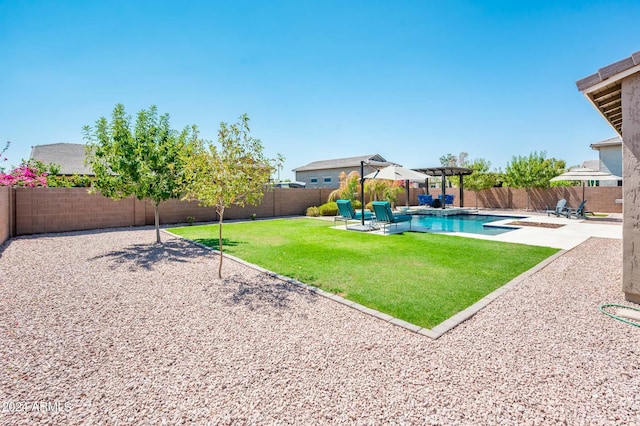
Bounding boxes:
[334,210,622,250]
[447,210,622,250]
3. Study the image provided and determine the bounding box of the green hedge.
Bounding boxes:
[318,202,338,216]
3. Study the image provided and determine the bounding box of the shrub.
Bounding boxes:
[306,206,320,217]
[318,201,338,216]
[0,163,49,187]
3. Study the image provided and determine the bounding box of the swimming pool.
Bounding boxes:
[410,214,524,236]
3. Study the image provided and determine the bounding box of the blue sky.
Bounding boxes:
[1,0,638,180]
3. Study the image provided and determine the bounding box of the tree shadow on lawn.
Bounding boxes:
[193,238,243,249]
[222,273,318,311]
[89,239,211,271]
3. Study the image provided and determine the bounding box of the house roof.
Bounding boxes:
[581,159,600,170]
[30,143,94,175]
[590,136,622,150]
[292,154,391,172]
[576,51,640,135]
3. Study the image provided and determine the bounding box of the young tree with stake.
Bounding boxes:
[182,114,282,278]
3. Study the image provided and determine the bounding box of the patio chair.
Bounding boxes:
[371,201,412,233]
[565,200,592,219]
[546,199,568,217]
[439,194,455,206]
[334,199,374,227]
[417,194,433,206]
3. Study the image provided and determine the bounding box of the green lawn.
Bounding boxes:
[170,218,558,329]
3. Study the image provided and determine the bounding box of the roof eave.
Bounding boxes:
[576,52,640,137]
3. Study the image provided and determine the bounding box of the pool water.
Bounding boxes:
[410,214,524,236]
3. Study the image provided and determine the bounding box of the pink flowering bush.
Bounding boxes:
[0,142,50,186]
[0,162,49,187]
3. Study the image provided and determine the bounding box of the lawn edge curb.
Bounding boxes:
[163,229,567,339]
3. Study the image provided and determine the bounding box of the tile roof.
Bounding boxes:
[576,51,640,135]
[30,143,94,175]
[576,51,640,92]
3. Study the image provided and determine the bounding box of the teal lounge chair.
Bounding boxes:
[335,199,374,227]
[371,201,412,233]
[546,199,567,217]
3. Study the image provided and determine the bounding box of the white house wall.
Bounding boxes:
[598,144,623,179]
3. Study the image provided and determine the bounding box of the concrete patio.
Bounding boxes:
[332,209,622,250]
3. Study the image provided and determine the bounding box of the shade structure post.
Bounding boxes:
[413,167,474,209]
[405,179,410,207]
[360,161,366,227]
[459,174,464,208]
[441,169,446,209]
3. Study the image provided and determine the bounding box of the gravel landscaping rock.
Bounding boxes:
[0,228,638,424]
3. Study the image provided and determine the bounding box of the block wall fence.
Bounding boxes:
[0,187,10,246]
[0,185,622,245]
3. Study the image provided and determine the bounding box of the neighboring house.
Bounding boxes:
[590,136,622,186]
[30,143,94,175]
[292,154,392,188]
[581,159,600,170]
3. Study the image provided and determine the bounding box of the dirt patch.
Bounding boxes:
[508,221,564,229]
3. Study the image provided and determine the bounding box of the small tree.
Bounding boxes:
[328,171,360,203]
[0,141,9,173]
[440,151,468,187]
[182,114,282,278]
[365,179,403,206]
[463,158,499,209]
[83,104,198,243]
[504,151,565,210]
[439,153,458,167]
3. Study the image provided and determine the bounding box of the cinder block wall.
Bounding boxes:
[0,187,9,245]
[7,185,623,238]
[410,186,622,212]
[12,187,334,236]
[14,188,141,235]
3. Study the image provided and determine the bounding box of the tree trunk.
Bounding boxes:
[217,207,225,279]
[154,202,161,244]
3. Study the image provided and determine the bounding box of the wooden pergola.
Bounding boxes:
[413,166,473,209]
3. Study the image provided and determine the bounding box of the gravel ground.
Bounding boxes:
[0,227,638,425]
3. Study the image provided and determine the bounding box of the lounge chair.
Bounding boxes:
[335,199,374,227]
[439,194,455,206]
[565,200,591,219]
[417,194,433,206]
[546,199,568,217]
[371,201,412,233]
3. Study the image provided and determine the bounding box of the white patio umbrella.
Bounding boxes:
[364,165,428,207]
[550,167,622,202]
